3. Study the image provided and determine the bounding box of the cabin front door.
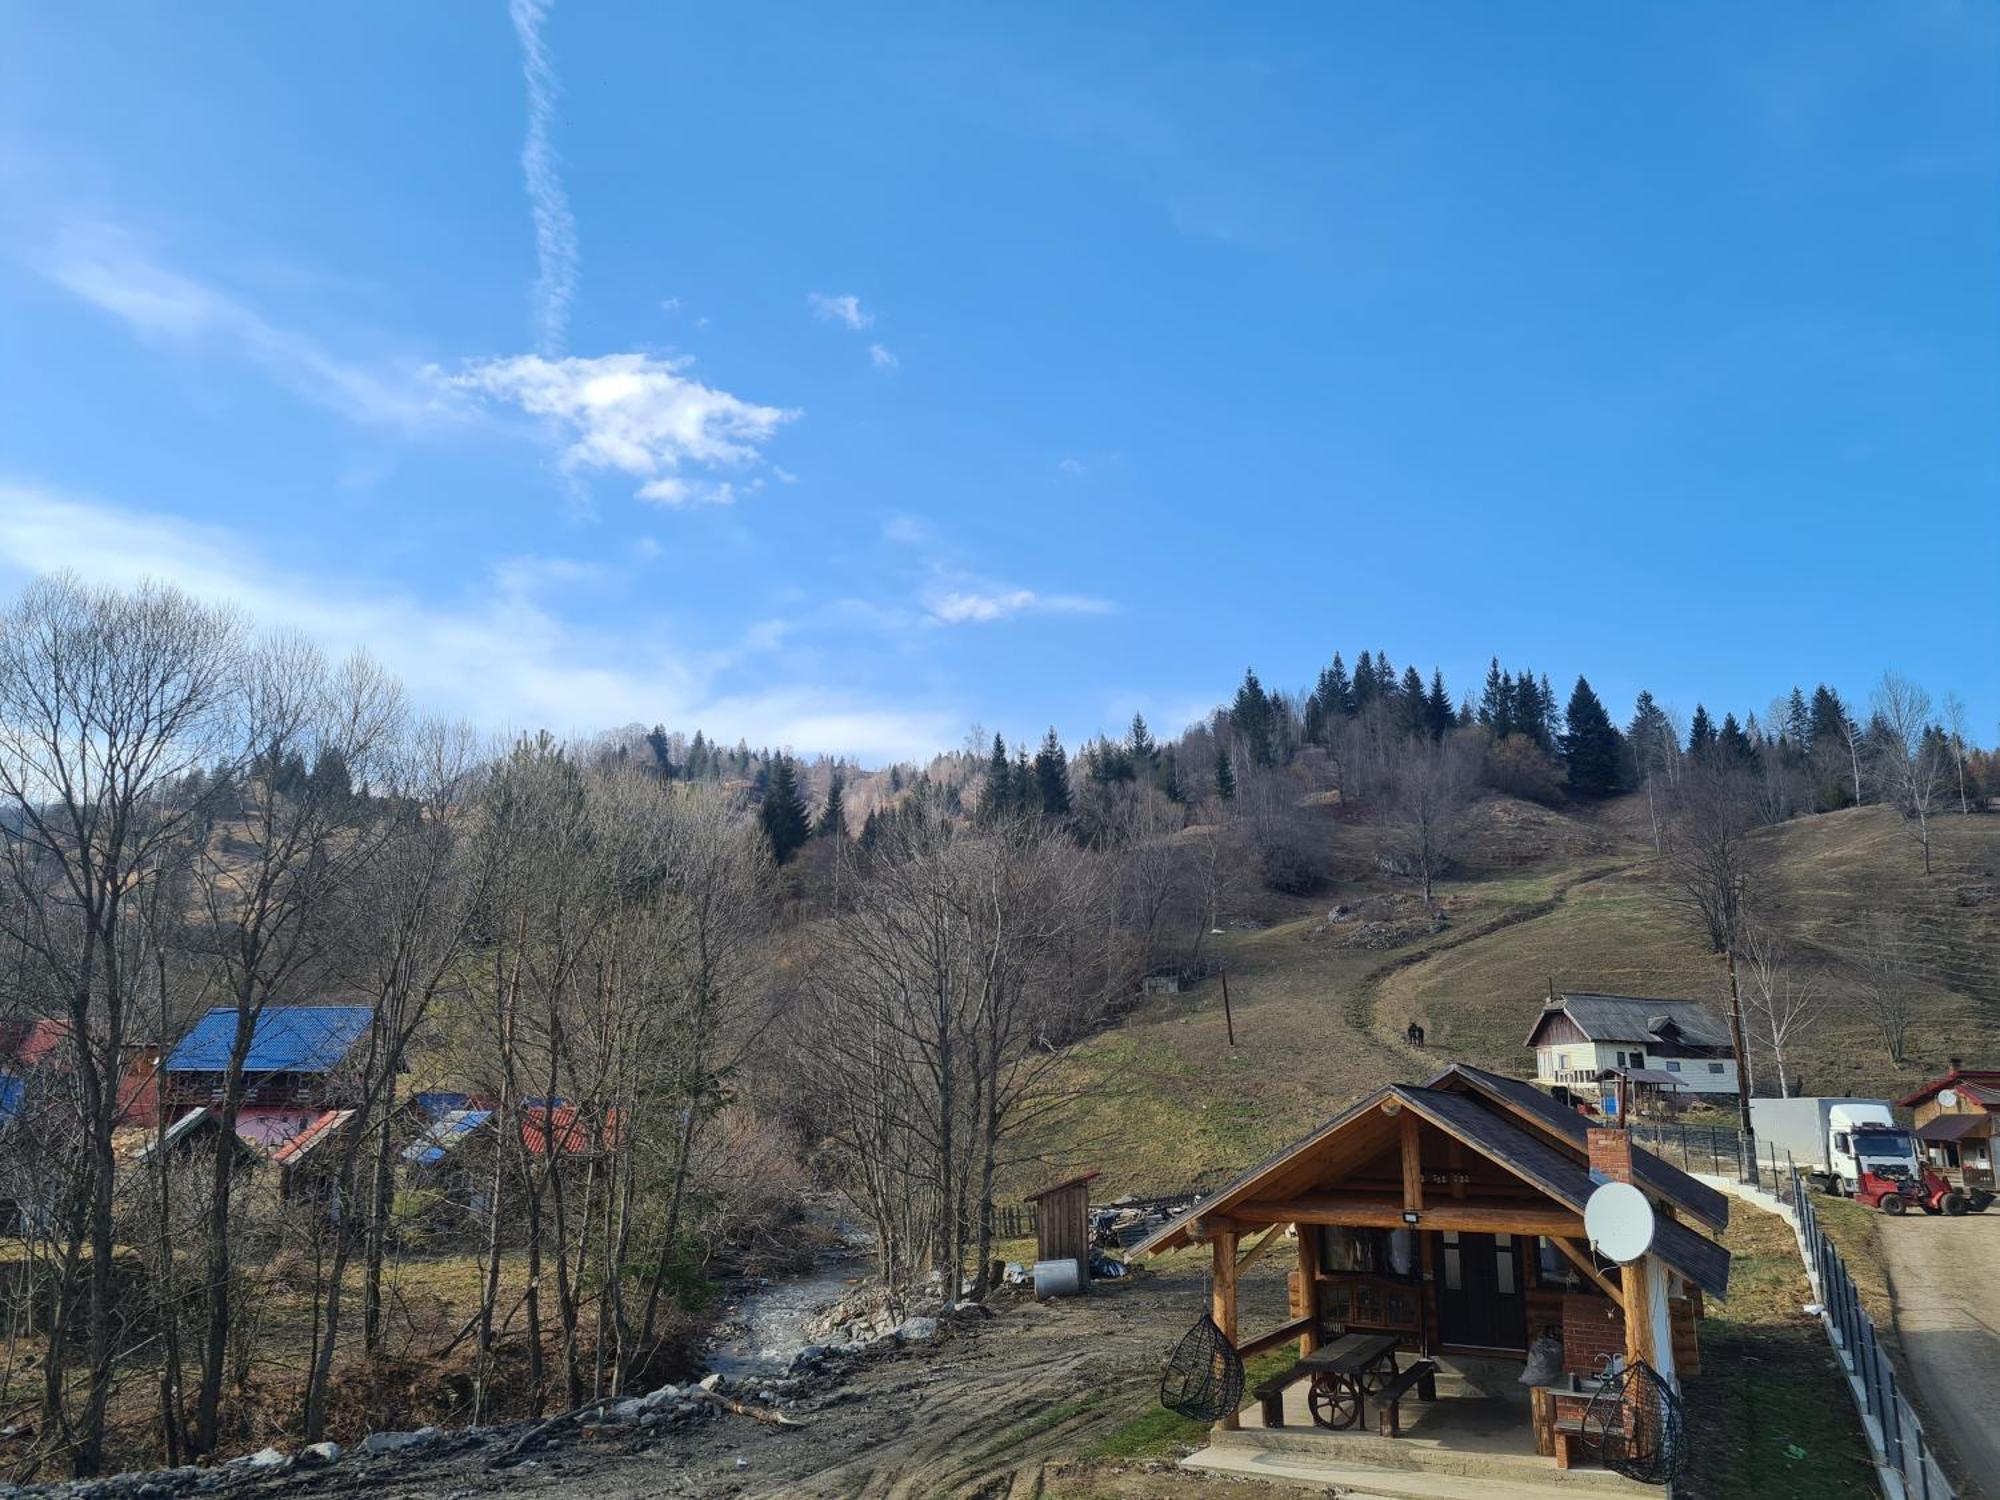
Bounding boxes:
[1437,1230,1527,1352]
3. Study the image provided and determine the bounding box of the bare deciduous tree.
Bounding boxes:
[1738,922,1817,1099]
[1386,732,1479,912]
[1847,912,1919,1065]
[1870,673,1949,876]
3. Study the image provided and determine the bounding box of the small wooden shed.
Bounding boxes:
[1024,1169,1100,1278]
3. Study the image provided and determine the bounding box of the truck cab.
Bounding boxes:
[1827,1103,1918,1195]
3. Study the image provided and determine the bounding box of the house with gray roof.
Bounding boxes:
[1525,992,1738,1098]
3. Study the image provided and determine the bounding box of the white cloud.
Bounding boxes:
[40,229,446,429]
[868,342,899,370]
[509,0,579,353]
[927,587,1113,625]
[659,296,681,315]
[1057,457,1087,476]
[443,353,795,502]
[809,292,873,330]
[0,482,953,760]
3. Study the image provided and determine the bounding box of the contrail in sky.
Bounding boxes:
[509,0,577,354]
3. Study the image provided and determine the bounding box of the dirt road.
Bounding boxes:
[240,1259,1293,1500]
[1878,1215,2000,1499]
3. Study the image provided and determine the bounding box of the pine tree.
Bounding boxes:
[1129,713,1156,769]
[1215,744,1237,801]
[686,730,710,780]
[1232,669,1275,765]
[889,764,904,792]
[1688,705,1718,759]
[1626,690,1675,781]
[1561,677,1623,794]
[815,772,846,839]
[645,724,674,776]
[1426,669,1454,740]
[1320,653,1353,720]
[759,755,812,864]
[1012,747,1038,814]
[1478,658,1511,736]
[978,733,1013,822]
[1718,713,1754,769]
[1398,666,1429,738]
[1034,728,1072,816]
[1784,688,1811,750]
[1352,652,1380,711]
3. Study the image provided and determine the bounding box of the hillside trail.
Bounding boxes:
[1345,856,1641,1073]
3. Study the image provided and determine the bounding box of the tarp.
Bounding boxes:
[165,1006,374,1075]
[402,1107,493,1166]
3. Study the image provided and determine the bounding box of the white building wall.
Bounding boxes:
[1535,1041,1739,1096]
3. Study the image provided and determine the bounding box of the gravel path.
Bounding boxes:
[1878,1214,2000,1500]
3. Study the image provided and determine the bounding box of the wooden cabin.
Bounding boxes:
[1134,1064,1729,1486]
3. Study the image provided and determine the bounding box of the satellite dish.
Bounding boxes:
[1585,1181,1656,1264]
[1939,1089,1960,1110]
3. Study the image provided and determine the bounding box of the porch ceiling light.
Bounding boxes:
[1402,1210,1421,1225]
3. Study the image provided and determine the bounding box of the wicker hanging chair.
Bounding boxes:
[1159,1290,1244,1423]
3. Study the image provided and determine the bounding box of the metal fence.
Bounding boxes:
[1629,1121,1957,1499]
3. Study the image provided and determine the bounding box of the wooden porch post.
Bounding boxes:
[1294,1223,1319,1358]
[1212,1227,1239,1429]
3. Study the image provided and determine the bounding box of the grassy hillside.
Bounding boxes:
[1026,797,2000,1198]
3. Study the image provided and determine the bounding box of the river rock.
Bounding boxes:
[698,1372,724,1392]
[361,1427,438,1456]
[238,1448,289,1471]
[893,1316,940,1344]
[298,1441,342,1467]
[611,1399,647,1422]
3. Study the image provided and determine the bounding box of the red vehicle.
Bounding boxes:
[1855,1160,1971,1216]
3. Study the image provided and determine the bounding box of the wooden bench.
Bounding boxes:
[1372,1359,1438,1437]
[1252,1361,1309,1428]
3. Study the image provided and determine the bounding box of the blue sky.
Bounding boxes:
[1,3,1994,760]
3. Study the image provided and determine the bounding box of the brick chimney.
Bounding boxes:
[1588,1125,1633,1184]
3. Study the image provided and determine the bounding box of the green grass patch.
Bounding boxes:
[1680,1201,1877,1500]
[1085,1348,1297,1461]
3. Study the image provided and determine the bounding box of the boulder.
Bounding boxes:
[893,1316,940,1345]
[361,1428,439,1456]
[298,1441,342,1467]
[239,1448,290,1471]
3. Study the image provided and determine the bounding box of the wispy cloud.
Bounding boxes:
[39,227,445,429]
[927,587,1113,625]
[0,481,954,760]
[442,352,795,504]
[1056,457,1087,476]
[867,342,899,370]
[809,292,873,330]
[509,0,579,354]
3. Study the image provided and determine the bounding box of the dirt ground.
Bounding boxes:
[243,1258,1297,1500]
[1875,1214,2000,1500]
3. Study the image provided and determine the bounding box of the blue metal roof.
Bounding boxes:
[0,1076,22,1122]
[165,1006,375,1075]
[401,1107,493,1166]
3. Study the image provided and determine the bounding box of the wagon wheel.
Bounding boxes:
[1308,1372,1362,1430]
[1578,1362,1631,1458]
[1356,1351,1399,1399]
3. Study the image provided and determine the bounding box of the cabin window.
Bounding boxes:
[1442,1230,1462,1291]
[1833,1133,1850,1153]
[1495,1234,1517,1295]
[1708,1062,1725,1074]
[1664,1060,1682,1072]
[1319,1226,1419,1280]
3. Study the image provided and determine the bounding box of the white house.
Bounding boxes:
[1526,992,1739,1098]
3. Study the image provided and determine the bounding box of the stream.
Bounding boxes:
[703,1221,877,1383]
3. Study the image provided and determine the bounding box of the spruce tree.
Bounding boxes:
[1626,690,1675,782]
[1034,728,1073,816]
[1215,744,1237,801]
[645,724,674,776]
[1478,658,1511,736]
[1426,669,1454,740]
[1561,677,1623,794]
[1129,713,1156,769]
[1232,669,1275,766]
[978,732,1013,822]
[1688,705,1718,759]
[759,755,812,864]
[1352,652,1380,711]
[1718,713,1754,769]
[1398,666,1429,738]
[1322,653,1353,719]
[815,772,846,839]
